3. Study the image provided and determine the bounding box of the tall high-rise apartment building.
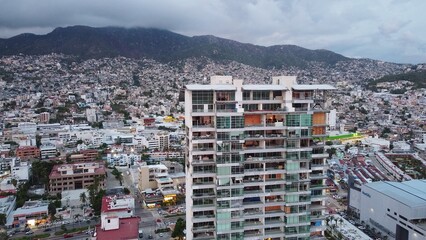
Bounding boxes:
[185,76,334,240]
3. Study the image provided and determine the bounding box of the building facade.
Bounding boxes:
[16,146,41,160]
[184,76,334,240]
[354,180,426,240]
[48,162,106,195]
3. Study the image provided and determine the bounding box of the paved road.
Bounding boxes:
[117,167,172,240]
[10,219,99,239]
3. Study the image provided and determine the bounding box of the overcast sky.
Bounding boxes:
[0,0,425,64]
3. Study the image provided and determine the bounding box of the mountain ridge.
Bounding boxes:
[0,25,350,69]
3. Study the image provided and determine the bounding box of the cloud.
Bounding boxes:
[0,0,425,63]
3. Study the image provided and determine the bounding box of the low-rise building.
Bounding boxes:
[100,195,135,229]
[107,153,140,167]
[49,162,106,195]
[0,195,16,228]
[138,163,182,206]
[40,143,57,159]
[15,146,40,160]
[69,149,99,162]
[93,194,139,240]
[11,158,30,181]
[11,200,49,228]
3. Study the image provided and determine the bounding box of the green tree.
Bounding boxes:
[80,192,87,206]
[48,202,57,219]
[326,148,337,158]
[87,175,106,216]
[36,134,42,148]
[11,179,17,187]
[0,213,6,225]
[171,218,186,240]
[0,232,8,240]
[16,182,30,208]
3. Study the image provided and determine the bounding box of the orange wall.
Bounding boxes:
[245,115,261,125]
[312,112,325,125]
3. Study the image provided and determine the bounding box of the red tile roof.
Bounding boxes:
[95,217,140,240]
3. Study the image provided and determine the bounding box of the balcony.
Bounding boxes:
[243,200,264,207]
[192,123,215,129]
[243,189,263,196]
[264,210,285,218]
[192,233,215,240]
[193,225,215,233]
[311,213,327,221]
[311,163,328,170]
[264,198,285,206]
[192,158,215,165]
[193,214,216,222]
[310,174,328,180]
[264,219,284,226]
[266,188,286,194]
[243,209,263,217]
[264,229,285,238]
[192,192,216,199]
[244,134,264,139]
[193,203,216,210]
[244,221,263,230]
[310,204,327,211]
[312,153,329,159]
[243,230,262,239]
[310,184,328,190]
[192,134,215,140]
[311,194,327,200]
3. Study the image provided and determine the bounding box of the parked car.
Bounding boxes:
[148,235,153,239]
[63,233,74,238]
[44,228,52,232]
[25,230,34,235]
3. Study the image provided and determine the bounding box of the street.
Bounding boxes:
[117,167,172,240]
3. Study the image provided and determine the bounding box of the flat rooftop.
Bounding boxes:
[101,195,134,213]
[364,180,426,208]
[185,84,236,91]
[292,84,336,90]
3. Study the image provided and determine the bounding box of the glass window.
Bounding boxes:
[217,132,229,140]
[192,91,213,104]
[242,104,258,111]
[286,152,299,160]
[286,115,300,127]
[217,116,231,128]
[286,139,298,148]
[231,116,244,128]
[253,91,270,100]
[243,91,251,100]
[300,151,311,159]
[300,114,312,126]
[216,91,235,101]
[217,166,231,176]
[217,222,231,231]
[263,103,281,111]
[286,162,299,171]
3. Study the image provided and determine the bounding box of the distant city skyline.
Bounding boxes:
[0,0,425,64]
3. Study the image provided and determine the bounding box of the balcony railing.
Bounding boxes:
[193,124,214,128]
[310,174,328,180]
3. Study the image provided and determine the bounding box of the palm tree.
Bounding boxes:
[80,192,87,206]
